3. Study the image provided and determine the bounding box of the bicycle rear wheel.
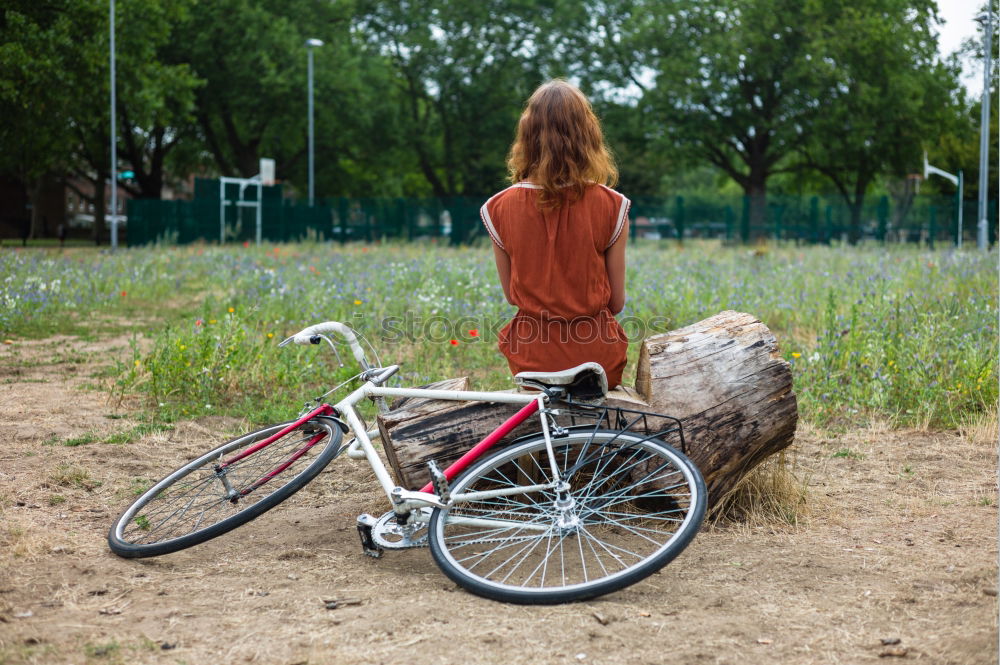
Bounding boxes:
[108,417,344,558]
[428,429,706,604]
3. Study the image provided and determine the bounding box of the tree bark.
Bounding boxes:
[634,310,797,503]
[377,311,797,507]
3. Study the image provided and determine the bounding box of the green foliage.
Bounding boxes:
[0,0,992,213]
[115,307,362,423]
[798,0,960,240]
[831,448,864,460]
[576,0,975,239]
[355,0,572,196]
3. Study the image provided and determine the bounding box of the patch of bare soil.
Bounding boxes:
[0,336,996,665]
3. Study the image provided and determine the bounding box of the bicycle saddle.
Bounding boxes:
[514,362,608,400]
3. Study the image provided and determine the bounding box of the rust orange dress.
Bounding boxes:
[480,182,631,388]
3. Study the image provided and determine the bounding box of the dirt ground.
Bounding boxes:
[0,335,997,665]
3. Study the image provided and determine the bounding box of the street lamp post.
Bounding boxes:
[109,0,118,250]
[975,9,995,251]
[306,38,324,207]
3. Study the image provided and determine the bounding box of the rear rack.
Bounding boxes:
[548,397,688,456]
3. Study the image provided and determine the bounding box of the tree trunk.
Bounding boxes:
[634,310,797,502]
[377,311,797,507]
[847,200,864,244]
[745,179,768,243]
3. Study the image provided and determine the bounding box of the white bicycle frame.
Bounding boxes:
[336,382,560,531]
[282,321,565,532]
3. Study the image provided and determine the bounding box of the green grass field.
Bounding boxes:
[2,240,996,429]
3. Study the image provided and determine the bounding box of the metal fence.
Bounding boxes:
[126,184,998,247]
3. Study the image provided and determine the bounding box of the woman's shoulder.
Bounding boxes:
[584,185,631,246]
[482,182,541,217]
[588,183,630,206]
[481,183,541,249]
[485,182,542,203]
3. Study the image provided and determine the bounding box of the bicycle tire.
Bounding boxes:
[108,417,344,558]
[428,429,706,604]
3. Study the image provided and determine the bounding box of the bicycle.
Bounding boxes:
[108,321,707,604]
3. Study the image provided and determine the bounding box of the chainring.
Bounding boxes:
[370,509,431,549]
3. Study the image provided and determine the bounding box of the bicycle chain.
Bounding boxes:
[371,510,552,550]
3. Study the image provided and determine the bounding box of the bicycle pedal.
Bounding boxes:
[426,460,450,504]
[355,514,383,558]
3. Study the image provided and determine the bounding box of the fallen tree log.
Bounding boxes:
[634,310,798,502]
[377,310,797,505]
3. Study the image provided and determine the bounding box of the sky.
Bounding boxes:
[935,0,991,96]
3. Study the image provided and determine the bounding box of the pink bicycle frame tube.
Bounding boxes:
[218,403,334,469]
[239,430,328,495]
[419,398,540,494]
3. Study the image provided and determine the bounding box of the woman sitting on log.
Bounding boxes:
[480,79,632,388]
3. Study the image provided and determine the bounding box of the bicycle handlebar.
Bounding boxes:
[279,320,368,367]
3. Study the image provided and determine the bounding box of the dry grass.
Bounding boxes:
[707,450,810,528]
[959,408,999,446]
[48,463,101,491]
[0,516,55,560]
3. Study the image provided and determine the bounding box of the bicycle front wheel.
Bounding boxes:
[428,429,706,604]
[108,417,344,558]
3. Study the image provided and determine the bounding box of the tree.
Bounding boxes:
[586,0,825,239]
[797,0,960,243]
[355,0,573,197]
[168,0,363,191]
[114,0,200,200]
[0,0,201,244]
[0,1,102,237]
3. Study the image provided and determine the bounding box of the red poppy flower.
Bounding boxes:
[468,329,479,337]
[450,339,459,346]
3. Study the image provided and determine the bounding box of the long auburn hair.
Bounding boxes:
[507,79,618,207]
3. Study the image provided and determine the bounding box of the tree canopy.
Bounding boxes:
[0,0,989,242]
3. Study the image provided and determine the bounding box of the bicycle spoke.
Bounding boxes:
[430,430,705,602]
[112,420,341,553]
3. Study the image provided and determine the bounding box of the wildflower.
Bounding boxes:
[209,319,217,324]
[791,352,801,358]
[354,299,362,305]
[134,360,140,367]
[243,241,250,248]
[228,307,235,313]
[267,332,274,339]
[195,319,203,327]
[120,290,127,297]
[450,339,459,346]
[469,329,479,337]
[179,345,187,351]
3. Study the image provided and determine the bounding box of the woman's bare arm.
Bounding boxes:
[605,218,628,314]
[492,243,514,305]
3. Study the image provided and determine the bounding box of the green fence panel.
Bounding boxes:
[123,189,997,247]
